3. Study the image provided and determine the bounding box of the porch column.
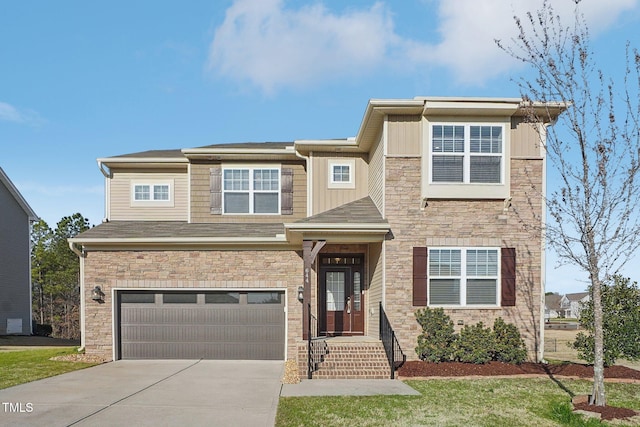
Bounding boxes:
[302,239,325,340]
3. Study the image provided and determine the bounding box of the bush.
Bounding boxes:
[454,322,495,364]
[571,275,640,366]
[414,307,456,362]
[493,317,527,364]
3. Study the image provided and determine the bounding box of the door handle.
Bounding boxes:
[346,297,351,314]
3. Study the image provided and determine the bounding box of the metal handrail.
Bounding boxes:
[379,302,406,379]
[307,303,327,379]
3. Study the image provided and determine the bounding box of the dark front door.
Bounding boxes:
[319,256,364,336]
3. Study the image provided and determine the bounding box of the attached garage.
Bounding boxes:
[116,290,286,360]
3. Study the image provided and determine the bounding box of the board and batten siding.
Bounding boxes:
[368,128,384,214]
[511,117,543,158]
[311,153,369,215]
[108,168,189,221]
[387,115,422,156]
[367,242,383,338]
[0,181,32,334]
[189,161,307,223]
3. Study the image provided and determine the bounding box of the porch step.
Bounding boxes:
[306,341,392,379]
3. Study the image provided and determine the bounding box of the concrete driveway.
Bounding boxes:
[0,360,284,427]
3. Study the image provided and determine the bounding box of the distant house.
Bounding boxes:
[0,167,38,335]
[544,293,563,320]
[565,292,590,319]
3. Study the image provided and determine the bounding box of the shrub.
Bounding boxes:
[454,322,495,364]
[492,317,527,364]
[414,307,456,362]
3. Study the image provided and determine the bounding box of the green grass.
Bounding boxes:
[0,348,99,389]
[276,378,640,427]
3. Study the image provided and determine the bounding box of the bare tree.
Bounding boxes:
[497,0,640,406]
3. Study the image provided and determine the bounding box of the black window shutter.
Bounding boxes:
[281,168,293,215]
[210,166,222,215]
[413,247,428,306]
[501,247,516,306]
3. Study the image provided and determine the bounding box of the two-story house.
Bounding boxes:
[70,97,564,378]
[0,167,38,335]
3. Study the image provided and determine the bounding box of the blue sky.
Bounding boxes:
[1,0,639,294]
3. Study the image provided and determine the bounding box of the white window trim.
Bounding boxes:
[428,123,505,185]
[222,165,281,215]
[328,159,356,189]
[428,247,500,308]
[131,181,174,207]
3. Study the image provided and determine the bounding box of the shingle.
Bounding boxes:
[296,197,386,224]
[75,221,285,239]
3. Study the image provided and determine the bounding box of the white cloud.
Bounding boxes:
[0,101,43,126]
[207,0,398,93]
[207,0,640,92]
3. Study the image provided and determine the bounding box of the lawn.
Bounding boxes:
[0,348,100,390]
[276,378,640,426]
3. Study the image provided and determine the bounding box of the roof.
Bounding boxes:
[108,149,184,159]
[0,167,38,221]
[193,142,293,150]
[545,294,562,311]
[295,197,386,225]
[72,221,285,241]
[565,292,590,302]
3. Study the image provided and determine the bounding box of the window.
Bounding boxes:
[205,292,240,304]
[247,292,282,304]
[429,248,499,306]
[133,184,170,201]
[223,168,279,214]
[331,164,351,183]
[121,292,155,303]
[162,293,197,304]
[328,160,355,188]
[431,124,503,184]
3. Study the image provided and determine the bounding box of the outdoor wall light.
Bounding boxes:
[91,286,105,302]
[297,286,304,303]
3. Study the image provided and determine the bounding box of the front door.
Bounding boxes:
[319,255,364,335]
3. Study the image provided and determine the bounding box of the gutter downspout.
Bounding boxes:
[294,147,311,216]
[97,160,111,222]
[68,241,86,351]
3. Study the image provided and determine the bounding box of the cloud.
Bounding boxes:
[0,101,43,126]
[207,0,639,92]
[207,0,399,93]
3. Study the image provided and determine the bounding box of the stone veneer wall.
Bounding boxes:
[83,249,303,361]
[384,157,544,361]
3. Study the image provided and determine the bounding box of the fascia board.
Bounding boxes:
[0,167,38,220]
[69,235,289,245]
[284,223,390,232]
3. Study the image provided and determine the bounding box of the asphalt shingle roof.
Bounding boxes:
[295,196,386,224]
[74,221,285,240]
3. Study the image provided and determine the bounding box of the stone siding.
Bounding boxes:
[384,157,544,361]
[83,249,303,360]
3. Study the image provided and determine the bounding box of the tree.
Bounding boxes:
[497,0,640,406]
[31,213,90,339]
[572,275,640,366]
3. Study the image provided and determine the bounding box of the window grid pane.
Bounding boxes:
[134,185,150,201]
[153,185,169,200]
[326,272,345,311]
[432,125,464,153]
[470,126,502,153]
[253,169,279,191]
[332,165,350,182]
[224,169,249,191]
[429,249,461,276]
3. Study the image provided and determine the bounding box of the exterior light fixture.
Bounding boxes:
[91,286,105,302]
[297,286,304,303]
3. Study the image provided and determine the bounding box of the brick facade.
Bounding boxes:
[383,157,544,361]
[83,249,303,360]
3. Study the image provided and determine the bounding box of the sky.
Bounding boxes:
[1,0,639,294]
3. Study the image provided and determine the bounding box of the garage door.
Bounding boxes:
[117,290,285,360]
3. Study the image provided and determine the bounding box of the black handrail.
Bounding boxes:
[379,302,406,379]
[307,303,327,379]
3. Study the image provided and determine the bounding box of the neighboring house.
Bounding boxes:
[544,293,563,320]
[565,292,590,319]
[69,97,564,377]
[0,167,38,335]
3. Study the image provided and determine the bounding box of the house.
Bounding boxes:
[69,97,564,377]
[544,293,563,320]
[0,167,38,335]
[565,292,590,319]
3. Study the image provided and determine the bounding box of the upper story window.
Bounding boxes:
[328,159,356,189]
[223,167,280,214]
[133,184,170,202]
[331,164,351,183]
[431,124,504,184]
[429,248,499,306]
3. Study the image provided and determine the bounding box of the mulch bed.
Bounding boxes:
[398,361,640,380]
[398,361,640,422]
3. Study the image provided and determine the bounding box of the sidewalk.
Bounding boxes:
[280,379,421,397]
